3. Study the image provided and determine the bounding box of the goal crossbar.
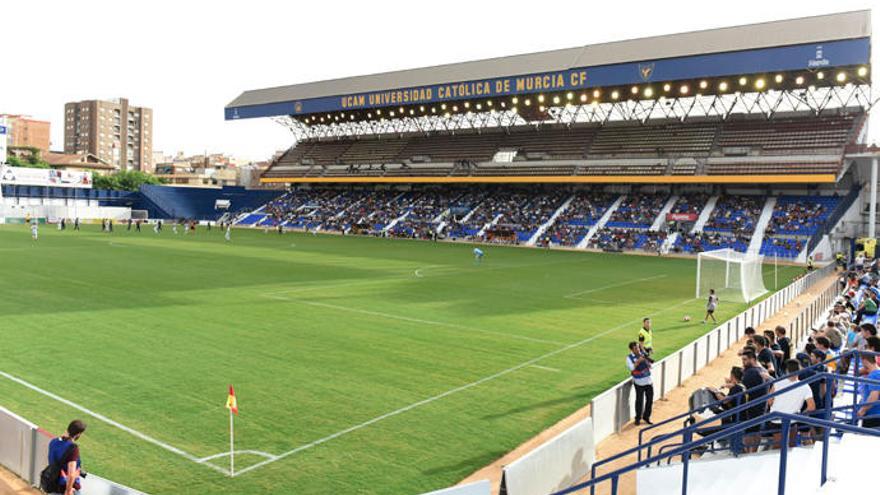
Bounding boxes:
[696,248,768,303]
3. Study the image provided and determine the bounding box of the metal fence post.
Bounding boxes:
[677,350,683,387]
[777,419,791,495]
[660,360,667,398]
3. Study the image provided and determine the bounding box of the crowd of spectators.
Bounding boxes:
[388,191,458,239]
[674,232,752,253]
[759,237,805,259]
[493,190,569,243]
[589,228,666,252]
[704,195,764,234]
[606,194,668,228]
[669,193,710,216]
[668,258,880,460]
[766,196,839,236]
[545,192,618,246]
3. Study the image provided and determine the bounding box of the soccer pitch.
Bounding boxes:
[0,225,801,494]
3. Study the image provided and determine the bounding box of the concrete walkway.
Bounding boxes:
[0,465,39,495]
[460,272,838,495]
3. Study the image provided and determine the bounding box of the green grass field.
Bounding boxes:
[0,224,801,494]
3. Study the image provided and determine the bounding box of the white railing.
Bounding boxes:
[590,263,838,444]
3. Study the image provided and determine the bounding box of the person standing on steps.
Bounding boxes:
[626,341,654,425]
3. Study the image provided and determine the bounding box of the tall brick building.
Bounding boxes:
[0,114,51,154]
[64,98,153,172]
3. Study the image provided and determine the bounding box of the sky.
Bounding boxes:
[2,0,877,161]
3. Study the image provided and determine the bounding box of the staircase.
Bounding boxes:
[662,232,679,253]
[691,195,719,233]
[476,213,503,238]
[650,195,679,231]
[382,210,411,233]
[527,194,575,246]
[464,203,485,223]
[637,443,825,495]
[578,195,624,248]
[748,196,777,254]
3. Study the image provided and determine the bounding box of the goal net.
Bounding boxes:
[696,248,768,303]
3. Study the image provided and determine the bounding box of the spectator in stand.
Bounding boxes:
[859,323,878,352]
[738,327,758,356]
[860,336,880,369]
[855,289,879,324]
[708,366,746,426]
[800,349,829,411]
[813,336,837,372]
[764,330,783,372]
[626,341,654,425]
[753,335,777,377]
[775,326,792,364]
[767,359,816,447]
[814,321,844,351]
[741,349,770,452]
[857,354,880,428]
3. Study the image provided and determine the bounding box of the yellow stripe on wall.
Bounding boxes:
[260,174,837,185]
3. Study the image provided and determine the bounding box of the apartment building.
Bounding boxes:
[64,98,153,172]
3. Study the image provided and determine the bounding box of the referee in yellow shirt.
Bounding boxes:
[638,317,654,357]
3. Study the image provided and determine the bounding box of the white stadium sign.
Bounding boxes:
[0,165,93,189]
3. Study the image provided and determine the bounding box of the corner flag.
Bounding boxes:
[226,385,238,415]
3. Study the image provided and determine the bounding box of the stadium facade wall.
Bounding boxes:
[589,262,837,445]
[137,185,282,220]
[0,184,283,221]
[0,406,146,495]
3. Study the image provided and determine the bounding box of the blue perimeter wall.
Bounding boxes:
[2,184,283,220]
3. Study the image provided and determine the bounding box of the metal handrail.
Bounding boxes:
[595,351,879,479]
[556,410,880,495]
[636,348,878,453]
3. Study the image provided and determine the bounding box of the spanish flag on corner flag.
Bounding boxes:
[226,385,239,415]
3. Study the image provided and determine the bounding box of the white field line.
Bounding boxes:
[197,450,278,463]
[270,296,565,346]
[564,275,668,300]
[529,365,561,372]
[230,297,695,477]
[0,370,230,475]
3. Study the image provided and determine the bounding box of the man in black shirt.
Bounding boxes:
[753,335,777,377]
[711,366,746,425]
[741,349,770,452]
[800,349,829,410]
[775,326,792,364]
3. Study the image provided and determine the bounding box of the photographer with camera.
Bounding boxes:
[42,420,87,495]
[627,341,654,425]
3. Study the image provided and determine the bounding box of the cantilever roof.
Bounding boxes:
[226,10,871,119]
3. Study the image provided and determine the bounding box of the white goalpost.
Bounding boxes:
[696,248,768,303]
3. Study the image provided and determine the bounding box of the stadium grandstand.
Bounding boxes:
[226,10,875,264]
[3,8,880,495]
[223,9,880,495]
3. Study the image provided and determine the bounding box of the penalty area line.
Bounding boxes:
[564,274,668,300]
[0,370,230,476]
[230,297,695,477]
